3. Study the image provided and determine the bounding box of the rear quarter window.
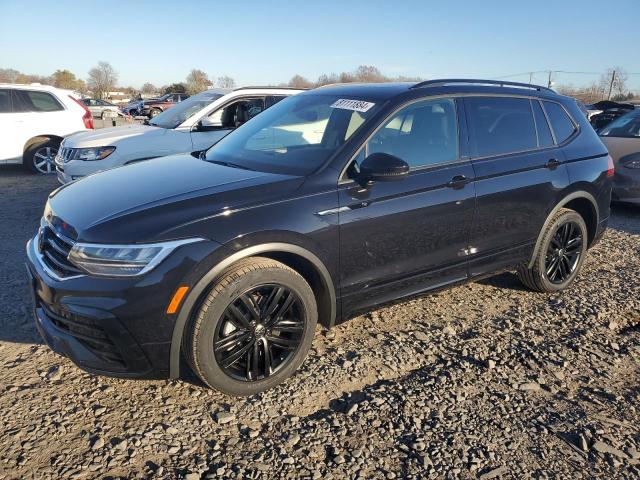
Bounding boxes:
[12,90,64,112]
[542,101,576,144]
[531,100,554,148]
[466,96,537,157]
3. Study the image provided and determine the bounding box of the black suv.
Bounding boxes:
[26,80,613,396]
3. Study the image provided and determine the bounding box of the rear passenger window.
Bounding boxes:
[531,100,554,147]
[0,90,10,113]
[367,98,458,169]
[466,97,537,157]
[542,101,576,144]
[12,90,64,112]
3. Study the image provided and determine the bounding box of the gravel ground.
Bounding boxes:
[0,167,639,480]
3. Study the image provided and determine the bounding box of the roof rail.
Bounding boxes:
[411,79,555,93]
[232,86,309,91]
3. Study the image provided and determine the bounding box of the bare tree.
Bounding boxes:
[600,67,629,100]
[316,73,339,86]
[353,65,385,83]
[0,68,20,83]
[185,69,212,94]
[87,62,118,99]
[217,76,236,88]
[141,82,157,95]
[287,74,312,88]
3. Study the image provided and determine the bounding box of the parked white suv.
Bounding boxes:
[55,87,304,184]
[0,84,93,174]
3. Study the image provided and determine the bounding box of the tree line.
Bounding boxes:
[0,63,236,99]
[283,65,422,89]
[1,63,635,104]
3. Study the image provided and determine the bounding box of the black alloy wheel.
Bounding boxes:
[214,284,306,382]
[544,221,583,284]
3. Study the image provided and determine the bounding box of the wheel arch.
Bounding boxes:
[528,190,599,269]
[169,242,336,379]
[23,135,63,153]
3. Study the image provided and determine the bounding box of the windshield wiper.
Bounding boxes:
[207,159,254,171]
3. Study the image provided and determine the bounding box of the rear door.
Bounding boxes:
[0,89,19,162]
[10,89,70,162]
[464,96,570,276]
[338,97,476,316]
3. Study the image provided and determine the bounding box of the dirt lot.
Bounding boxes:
[0,167,639,480]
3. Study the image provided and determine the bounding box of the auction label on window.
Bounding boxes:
[330,99,376,112]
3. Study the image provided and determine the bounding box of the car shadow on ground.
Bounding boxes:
[609,203,639,235]
[476,271,529,292]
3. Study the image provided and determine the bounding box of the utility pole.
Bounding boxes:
[607,70,616,100]
[529,72,533,84]
[547,71,553,88]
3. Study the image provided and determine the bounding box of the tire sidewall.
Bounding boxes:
[535,210,588,291]
[195,267,317,396]
[24,140,59,175]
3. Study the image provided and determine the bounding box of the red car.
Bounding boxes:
[140,93,189,118]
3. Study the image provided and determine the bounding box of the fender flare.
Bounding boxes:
[527,190,599,268]
[169,242,336,378]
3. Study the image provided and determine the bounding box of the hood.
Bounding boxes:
[64,124,167,148]
[47,154,303,243]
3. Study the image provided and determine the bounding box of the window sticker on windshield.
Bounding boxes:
[330,99,376,113]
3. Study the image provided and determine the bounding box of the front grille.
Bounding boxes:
[38,226,84,278]
[42,303,126,367]
[57,147,76,163]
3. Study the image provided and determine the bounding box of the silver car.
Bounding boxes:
[79,98,121,119]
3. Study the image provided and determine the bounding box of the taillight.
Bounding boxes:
[68,95,94,130]
[607,154,615,177]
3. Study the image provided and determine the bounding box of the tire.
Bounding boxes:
[184,257,318,396]
[24,139,60,175]
[149,108,162,118]
[517,208,588,293]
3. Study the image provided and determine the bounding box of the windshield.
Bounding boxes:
[149,92,223,129]
[204,94,381,175]
[599,109,640,137]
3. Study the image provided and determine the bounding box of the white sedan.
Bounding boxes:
[55,87,304,184]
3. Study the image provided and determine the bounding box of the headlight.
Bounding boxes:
[72,146,116,161]
[67,238,203,277]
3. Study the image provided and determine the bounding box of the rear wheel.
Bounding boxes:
[24,139,59,174]
[185,257,317,396]
[149,108,162,118]
[517,208,588,292]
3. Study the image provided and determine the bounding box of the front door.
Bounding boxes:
[190,97,266,152]
[337,97,476,317]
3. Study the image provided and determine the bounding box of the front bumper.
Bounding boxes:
[26,236,219,379]
[55,155,124,184]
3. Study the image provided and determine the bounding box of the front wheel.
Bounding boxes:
[517,208,588,292]
[24,139,59,174]
[149,108,162,118]
[184,257,318,396]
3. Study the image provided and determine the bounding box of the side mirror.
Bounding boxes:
[359,152,410,182]
[197,117,223,132]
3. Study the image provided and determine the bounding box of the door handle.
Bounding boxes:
[546,158,560,170]
[446,175,469,189]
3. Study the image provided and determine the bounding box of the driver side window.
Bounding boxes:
[206,98,266,129]
[367,98,459,169]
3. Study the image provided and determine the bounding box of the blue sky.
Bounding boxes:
[1,0,639,89]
